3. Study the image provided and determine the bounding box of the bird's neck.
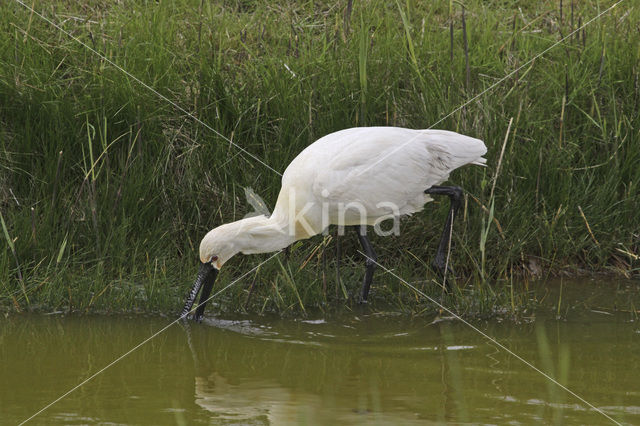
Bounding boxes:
[232,214,296,255]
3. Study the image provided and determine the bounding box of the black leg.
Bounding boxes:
[322,240,327,297]
[243,276,258,311]
[424,185,463,278]
[354,225,377,303]
[335,229,341,298]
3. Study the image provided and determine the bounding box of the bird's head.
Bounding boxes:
[198,224,242,269]
[182,215,281,320]
[181,224,242,320]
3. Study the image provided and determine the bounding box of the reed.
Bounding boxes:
[0,0,638,316]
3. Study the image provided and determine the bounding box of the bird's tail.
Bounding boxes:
[471,156,487,167]
[419,130,488,171]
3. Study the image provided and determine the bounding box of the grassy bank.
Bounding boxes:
[1,0,638,316]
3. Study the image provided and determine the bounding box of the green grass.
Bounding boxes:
[0,0,638,317]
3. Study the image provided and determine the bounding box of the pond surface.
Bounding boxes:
[2,280,639,425]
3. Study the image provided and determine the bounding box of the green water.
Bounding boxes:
[2,282,639,425]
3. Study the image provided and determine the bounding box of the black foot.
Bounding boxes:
[358,292,372,304]
[431,257,454,289]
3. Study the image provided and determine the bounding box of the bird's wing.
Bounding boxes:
[298,127,486,218]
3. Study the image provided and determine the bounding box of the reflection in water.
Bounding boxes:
[180,317,450,425]
[175,310,638,425]
[1,280,639,425]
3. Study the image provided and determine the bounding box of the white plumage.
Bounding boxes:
[183,126,486,319]
[199,126,486,267]
[279,127,486,228]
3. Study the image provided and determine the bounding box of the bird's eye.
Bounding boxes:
[210,255,219,262]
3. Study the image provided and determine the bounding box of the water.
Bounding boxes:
[2,281,639,425]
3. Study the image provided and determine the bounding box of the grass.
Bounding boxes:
[0,0,638,317]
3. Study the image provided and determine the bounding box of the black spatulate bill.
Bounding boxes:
[180,262,218,321]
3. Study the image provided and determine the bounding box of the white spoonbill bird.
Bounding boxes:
[181,126,487,320]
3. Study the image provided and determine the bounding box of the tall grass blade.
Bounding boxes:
[56,234,68,265]
[0,210,25,298]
